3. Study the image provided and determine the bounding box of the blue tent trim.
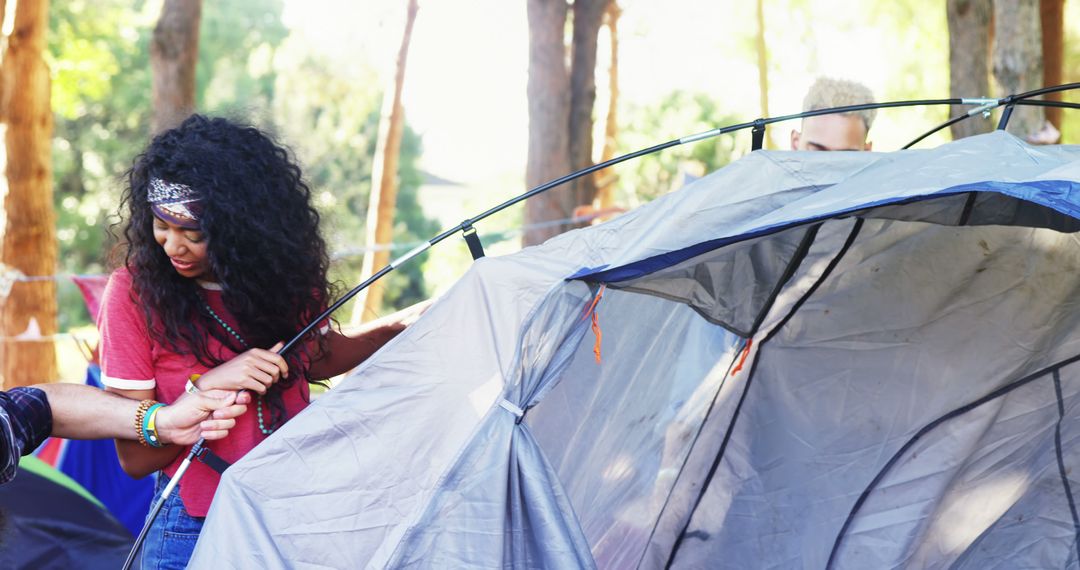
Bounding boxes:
[570,179,1080,284]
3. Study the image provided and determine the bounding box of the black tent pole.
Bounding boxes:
[905,82,1080,148]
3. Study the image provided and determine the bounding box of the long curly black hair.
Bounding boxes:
[117,115,335,427]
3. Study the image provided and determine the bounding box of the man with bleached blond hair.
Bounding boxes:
[790,77,876,152]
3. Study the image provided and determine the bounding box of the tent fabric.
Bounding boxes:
[659,218,1080,568]
[387,283,599,569]
[605,226,814,337]
[192,131,1080,568]
[0,456,133,569]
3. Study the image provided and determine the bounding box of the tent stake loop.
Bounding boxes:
[499,399,525,424]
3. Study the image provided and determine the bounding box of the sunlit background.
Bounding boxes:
[4,0,1079,379]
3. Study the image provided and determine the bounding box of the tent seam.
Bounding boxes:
[382,278,599,569]
[664,219,863,568]
[632,332,747,569]
[827,353,1080,569]
[380,278,570,568]
[1053,369,1080,565]
[749,224,821,336]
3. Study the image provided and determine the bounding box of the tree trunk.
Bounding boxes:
[354,0,419,323]
[992,0,1045,139]
[0,0,58,388]
[755,0,772,148]
[947,0,993,140]
[593,1,620,214]
[1040,0,1064,131]
[566,0,607,217]
[0,0,7,120]
[524,0,571,247]
[151,0,202,134]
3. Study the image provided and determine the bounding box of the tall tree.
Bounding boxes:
[151,0,202,134]
[566,0,607,217]
[592,1,621,215]
[993,0,1046,139]
[1040,0,1064,132]
[355,0,420,322]
[1,0,58,387]
[947,0,993,140]
[755,0,772,148]
[524,0,572,246]
[524,0,609,247]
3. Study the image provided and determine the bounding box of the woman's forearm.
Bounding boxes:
[105,385,183,478]
[307,301,430,379]
[307,323,401,379]
[115,439,184,479]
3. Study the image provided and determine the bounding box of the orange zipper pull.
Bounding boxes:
[731,338,753,376]
[582,284,607,363]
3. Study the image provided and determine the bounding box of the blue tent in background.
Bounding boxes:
[33,365,154,536]
[31,273,155,536]
[0,456,133,569]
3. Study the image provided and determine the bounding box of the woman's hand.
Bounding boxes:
[307,299,434,379]
[383,299,433,332]
[194,341,289,395]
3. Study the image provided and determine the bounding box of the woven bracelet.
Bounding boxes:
[134,399,158,448]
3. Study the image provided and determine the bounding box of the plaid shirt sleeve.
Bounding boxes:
[0,387,52,485]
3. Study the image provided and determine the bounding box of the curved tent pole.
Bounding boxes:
[905,82,1080,148]
[904,99,1080,149]
[121,83,1080,569]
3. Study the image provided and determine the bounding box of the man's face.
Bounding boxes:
[790,114,871,151]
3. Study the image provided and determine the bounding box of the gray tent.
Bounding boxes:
[191,132,1080,569]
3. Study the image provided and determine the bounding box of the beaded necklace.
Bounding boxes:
[202,301,276,435]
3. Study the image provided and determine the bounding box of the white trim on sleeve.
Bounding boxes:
[101,375,157,390]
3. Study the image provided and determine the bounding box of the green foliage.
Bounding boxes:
[197,0,288,113]
[49,0,156,329]
[48,0,435,329]
[273,56,436,317]
[618,90,739,203]
[378,125,439,310]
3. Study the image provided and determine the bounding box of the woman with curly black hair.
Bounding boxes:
[100,115,420,569]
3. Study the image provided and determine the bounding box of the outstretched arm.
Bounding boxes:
[40,383,250,444]
[307,300,431,379]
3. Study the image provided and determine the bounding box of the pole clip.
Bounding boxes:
[997,96,1016,131]
[194,443,231,475]
[751,119,766,151]
[461,220,485,260]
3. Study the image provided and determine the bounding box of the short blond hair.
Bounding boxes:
[802,77,877,132]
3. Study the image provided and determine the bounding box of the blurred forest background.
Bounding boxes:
[0,0,1078,386]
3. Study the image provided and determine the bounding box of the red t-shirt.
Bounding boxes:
[98,268,311,517]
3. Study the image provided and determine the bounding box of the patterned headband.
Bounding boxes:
[148,177,202,228]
